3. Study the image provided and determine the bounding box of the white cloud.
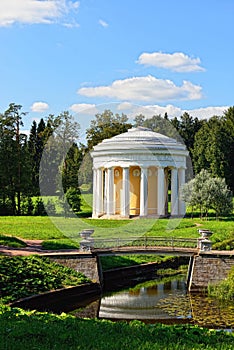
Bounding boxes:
[137,52,205,72]
[183,106,229,119]
[116,104,228,120]
[69,103,98,114]
[30,102,49,112]
[0,0,80,27]
[80,102,227,121]
[99,19,108,27]
[78,75,202,102]
[117,102,134,111]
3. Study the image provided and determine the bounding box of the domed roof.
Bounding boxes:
[93,127,185,152]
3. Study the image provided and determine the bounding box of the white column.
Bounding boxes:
[96,168,103,216]
[121,167,130,217]
[171,167,179,216]
[178,167,186,216]
[104,170,107,213]
[140,166,148,217]
[92,168,97,218]
[157,167,165,216]
[106,167,114,216]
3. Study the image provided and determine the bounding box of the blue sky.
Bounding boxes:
[0,0,233,137]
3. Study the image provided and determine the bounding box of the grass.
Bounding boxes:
[0,216,64,240]
[0,193,233,250]
[0,307,234,350]
[100,255,171,271]
[0,255,90,304]
[0,234,27,248]
[0,216,233,250]
[41,239,79,250]
[208,266,234,301]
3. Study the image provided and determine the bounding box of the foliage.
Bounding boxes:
[21,197,34,215]
[62,142,83,192]
[78,151,93,191]
[0,234,26,248]
[86,109,132,149]
[34,197,47,216]
[181,169,233,218]
[0,103,29,215]
[0,255,90,302]
[65,187,81,213]
[100,255,169,271]
[193,108,234,192]
[213,237,234,250]
[0,103,234,219]
[0,307,234,350]
[208,266,234,301]
[40,111,81,197]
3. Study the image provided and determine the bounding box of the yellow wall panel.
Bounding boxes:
[129,166,140,215]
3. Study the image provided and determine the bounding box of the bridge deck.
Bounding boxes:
[93,246,199,256]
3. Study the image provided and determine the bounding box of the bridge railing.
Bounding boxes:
[93,236,198,249]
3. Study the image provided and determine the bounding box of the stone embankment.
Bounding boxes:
[188,252,234,293]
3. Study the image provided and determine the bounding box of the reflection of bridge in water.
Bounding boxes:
[99,279,188,321]
[75,279,234,327]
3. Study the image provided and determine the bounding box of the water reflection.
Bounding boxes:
[70,279,234,329]
[99,280,189,321]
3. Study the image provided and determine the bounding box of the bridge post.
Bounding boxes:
[79,229,94,252]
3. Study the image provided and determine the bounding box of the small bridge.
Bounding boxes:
[85,236,199,256]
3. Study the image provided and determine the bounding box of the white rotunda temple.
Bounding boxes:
[91,127,188,218]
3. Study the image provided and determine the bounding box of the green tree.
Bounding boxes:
[143,114,183,141]
[177,112,204,153]
[65,187,81,213]
[86,110,132,149]
[40,111,80,196]
[0,103,29,215]
[78,151,93,192]
[34,197,47,216]
[134,114,145,126]
[193,112,234,191]
[28,118,47,195]
[62,142,82,192]
[181,169,233,218]
[223,107,234,191]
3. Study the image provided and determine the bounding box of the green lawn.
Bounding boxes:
[0,193,233,249]
[0,307,234,350]
[0,216,64,240]
[0,215,233,251]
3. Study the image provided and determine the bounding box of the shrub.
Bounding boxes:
[0,255,90,302]
[208,266,234,301]
[213,237,234,250]
[34,198,47,216]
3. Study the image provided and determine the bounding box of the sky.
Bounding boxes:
[0,0,233,139]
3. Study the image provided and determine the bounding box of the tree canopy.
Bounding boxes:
[86,109,132,149]
[0,103,233,216]
[181,169,233,218]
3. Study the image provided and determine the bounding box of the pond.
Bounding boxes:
[69,278,234,329]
